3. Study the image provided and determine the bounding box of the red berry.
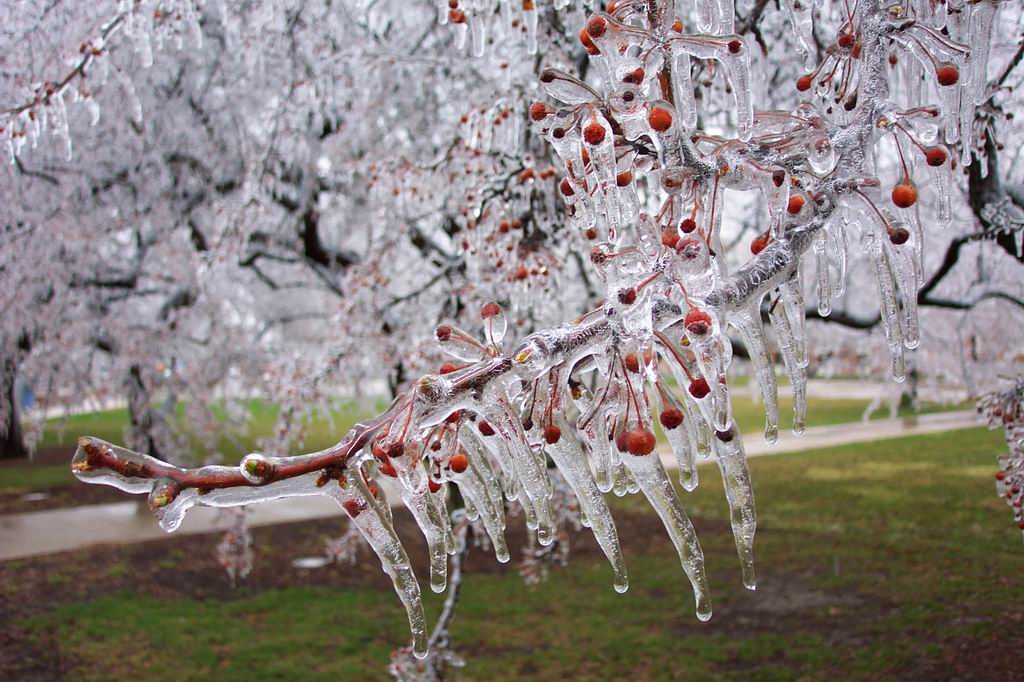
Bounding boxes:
[481,301,501,318]
[585,227,598,240]
[387,441,405,459]
[837,31,854,48]
[439,362,460,375]
[648,106,673,132]
[618,287,637,305]
[936,62,959,86]
[616,170,633,187]
[514,265,529,281]
[662,228,680,249]
[924,146,947,167]
[587,16,607,38]
[796,75,813,92]
[560,177,575,196]
[624,352,641,373]
[615,429,629,452]
[680,217,697,233]
[660,407,684,430]
[427,479,442,493]
[379,460,398,478]
[435,324,452,341]
[672,18,683,32]
[996,470,1007,481]
[887,225,910,245]
[689,377,710,399]
[715,428,735,442]
[544,424,562,444]
[478,420,495,436]
[579,28,600,55]
[727,39,743,54]
[626,429,657,455]
[583,121,606,145]
[684,308,712,336]
[342,498,366,518]
[623,67,644,84]
[449,9,466,23]
[750,233,770,255]
[787,194,805,214]
[529,102,550,121]
[450,453,469,474]
[891,182,917,208]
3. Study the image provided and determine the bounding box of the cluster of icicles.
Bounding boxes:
[979,378,1024,539]
[529,0,997,383]
[70,0,998,661]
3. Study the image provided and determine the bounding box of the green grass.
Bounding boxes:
[23,427,1021,680]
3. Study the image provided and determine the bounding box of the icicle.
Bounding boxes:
[523,3,538,55]
[659,389,698,491]
[768,292,808,435]
[450,455,510,563]
[479,397,556,545]
[776,274,808,368]
[618,449,712,620]
[395,463,452,593]
[339,475,429,659]
[711,428,757,590]
[813,231,832,316]
[884,223,922,350]
[967,0,997,106]
[726,309,779,443]
[670,46,698,130]
[783,0,817,70]
[866,231,907,381]
[546,415,629,593]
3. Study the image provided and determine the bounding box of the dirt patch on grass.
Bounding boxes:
[0,446,129,514]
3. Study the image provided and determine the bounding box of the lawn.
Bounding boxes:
[11,426,1021,680]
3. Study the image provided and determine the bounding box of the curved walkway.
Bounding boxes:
[0,410,979,561]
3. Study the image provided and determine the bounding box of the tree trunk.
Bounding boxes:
[125,364,162,460]
[0,356,28,459]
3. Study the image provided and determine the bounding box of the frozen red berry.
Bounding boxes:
[891,181,917,208]
[544,424,562,444]
[648,106,673,132]
[626,429,656,455]
[583,121,606,145]
[689,377,710,399]
[936,62,959,86]
[449,452,469,474]
[660,407,684,430]
[684,308,712,336]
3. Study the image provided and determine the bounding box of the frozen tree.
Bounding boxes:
[0,0,1021,673]
[979,376,1024,538]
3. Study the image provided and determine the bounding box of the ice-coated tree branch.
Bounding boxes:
[50,0,1019,669]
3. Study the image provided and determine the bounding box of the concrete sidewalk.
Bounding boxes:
[0,410,979,562]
